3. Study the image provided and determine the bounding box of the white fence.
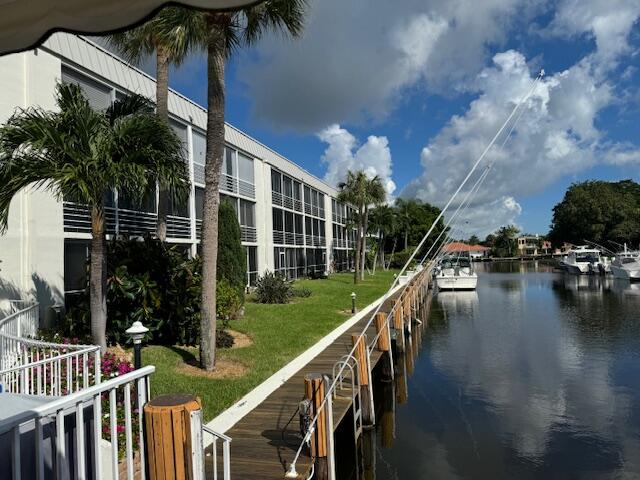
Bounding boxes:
[0,301,101,395]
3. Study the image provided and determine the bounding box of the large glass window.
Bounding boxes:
[284,211,294,233]
[118,189,156,213]
[271,170,282,193]
[223,147,235,176]
[195,187,204,220]
[64,239,89,292]
[237,152,254,183]
[61,67,111,111]
[272,208,284,231]
[294,214,303,235]
[193,131,206,167]
[304,186,311,204]
[283,176,293,198]
[239,200,255,227]
[293,181,301,201]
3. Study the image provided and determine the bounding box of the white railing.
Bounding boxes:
[0,301,101,396]
[202,426,231,480]
[0,365,154,480]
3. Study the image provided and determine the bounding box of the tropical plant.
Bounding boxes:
[491,225,521,257]
[394,198,415,250]
[109,7,204,240]
[0,84,189,349]
[369,203,395,270]
[217,199,247,298]
[359,176,386,279]
[197,0,307,370]
[254,271,293,304]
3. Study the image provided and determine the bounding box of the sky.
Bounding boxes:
[129,0,640,238]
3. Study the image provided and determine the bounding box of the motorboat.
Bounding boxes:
[434,256,478,291]
[610,246,640,281]
[562,246,602,275]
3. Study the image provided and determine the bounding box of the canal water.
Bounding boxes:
[372,261,640,479]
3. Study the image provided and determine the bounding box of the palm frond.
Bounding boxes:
[243,0,307,46]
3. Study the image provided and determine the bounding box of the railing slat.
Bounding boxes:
[124,383,134,480]
[56,409,66,479]
[109,388,119,480]
[12,425,21,480]
[35,418,44,480]
[76,401,86,480]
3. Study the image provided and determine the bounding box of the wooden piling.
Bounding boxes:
[304,373,333,480]
[374,313,391,352]
[393,300,405,353]
[144,394,202,480]
[351,334,374,426]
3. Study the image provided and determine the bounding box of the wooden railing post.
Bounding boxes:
[351,334,375,426]
[375,313,394,381]
[144,394,203,480]
[304,373,335,480]
[393,300,405,353]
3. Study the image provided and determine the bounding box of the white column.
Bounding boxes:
[187,125,197,257]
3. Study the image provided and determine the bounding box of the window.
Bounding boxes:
[237,152,254,183]
[271,170,282,193]
[195,187,204,220]
[304,186,311,204]
[272,208,284,231]
[61,67,111,111]
[193,131,206,167]
[223,147,235,176]
[294,214,303,235]
[239,200,255,227]
[64,239,89,292]
[246,246,258,285]
[284,211,294,233]
[319,221,326,238]
[118,189,156,213]
[169,190,188,217]
[318,193,325,211]
[293,181,302,201]
[283,176,293,198]
[305,217,312,237]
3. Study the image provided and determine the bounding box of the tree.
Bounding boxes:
[359,176,386,279]
[0,83,189,349]
[217,199,247,296]
[468,235,480,245]
[491,225,520,258]
[198,1,307,370]
[109,7,204,241]
[338,171,368,284]
[549,180,640,247]
[395,198,415,250]
[369,204,395,269]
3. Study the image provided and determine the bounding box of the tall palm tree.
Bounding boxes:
[338,171,368,284]
[198,1,307,370]
[395,198,415,250]
[359,176,386,280]
[109,7,204,240]
[369,204,395,270]
[0,83,189,349]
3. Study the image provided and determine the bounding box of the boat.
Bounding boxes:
[610,245,640,281]
[434,255,478,291]
[562,246,602,275]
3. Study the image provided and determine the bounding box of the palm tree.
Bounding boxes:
[197,1,307,370]
[359,176,386,280]
[0,83,189,349]
[338,171,367,284]
[369,204,395,270]
[109,7,204,241]
[395,198,415,250]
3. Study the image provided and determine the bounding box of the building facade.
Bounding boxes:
[517,235,551,256]
[0,34,354,315]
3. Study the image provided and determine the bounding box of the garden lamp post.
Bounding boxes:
[351,292,357,314]
[126,321,149,370]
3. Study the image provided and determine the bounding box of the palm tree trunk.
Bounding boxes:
[156,45,170,241]
[404,230,408,250]
[360,206,369,281]
[354,207,362,284]
[200,24,226,371]
[379,232,385,268]
[90,206,107,351]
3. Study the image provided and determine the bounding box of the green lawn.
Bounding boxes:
[142,269,397,420]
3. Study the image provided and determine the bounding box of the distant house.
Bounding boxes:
[517,235,552,256]
[442,242,491,260]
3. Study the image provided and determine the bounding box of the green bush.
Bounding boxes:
[217,200,247,299]
[255,271,293,304]
[388,248,417,269]
[63,236,243,347]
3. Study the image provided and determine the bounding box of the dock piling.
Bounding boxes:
[351,334,375,426]
[303,373,336,480]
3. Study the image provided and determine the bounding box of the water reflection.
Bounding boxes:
[373,262,640,479]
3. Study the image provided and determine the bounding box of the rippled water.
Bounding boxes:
[374,261,640,479]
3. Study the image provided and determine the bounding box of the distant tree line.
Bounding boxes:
[548,179,640,248]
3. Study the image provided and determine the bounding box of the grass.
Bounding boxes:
[142,269,398,421]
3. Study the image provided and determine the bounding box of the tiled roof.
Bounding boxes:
[442,242,490,252]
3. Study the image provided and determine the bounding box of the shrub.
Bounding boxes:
[216,329,234,349]
[388,248,418,270]
[217,200,247,299]
[216,278,243,329]
[292,286,312,298]
[255,271,293,304]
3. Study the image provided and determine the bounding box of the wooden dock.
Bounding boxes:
[215,269,431,479]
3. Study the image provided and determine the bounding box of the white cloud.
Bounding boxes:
[240,0,546,131]
[317,124,396,197]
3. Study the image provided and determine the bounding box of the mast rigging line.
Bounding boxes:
[285,70,545,478]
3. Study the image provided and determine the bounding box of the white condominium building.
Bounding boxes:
[0,34,355,317]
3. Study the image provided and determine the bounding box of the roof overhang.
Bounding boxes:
[0,0,257,55]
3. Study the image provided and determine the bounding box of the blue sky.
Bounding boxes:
[158,0,640,237]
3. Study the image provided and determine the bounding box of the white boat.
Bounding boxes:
[434,256,478,291]
[562,246,602,275]
[610,246,640,281]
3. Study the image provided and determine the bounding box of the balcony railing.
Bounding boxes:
[240,226,257,243]
[271,191,302,212]
[167,215,191,239]
[221,173,255,199]
[203,426,232,480]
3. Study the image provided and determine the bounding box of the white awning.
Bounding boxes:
[0,0,255,55]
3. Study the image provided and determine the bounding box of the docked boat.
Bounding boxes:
[434,256,478,291]
[610,246,640,281]
[562,246,602,275]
